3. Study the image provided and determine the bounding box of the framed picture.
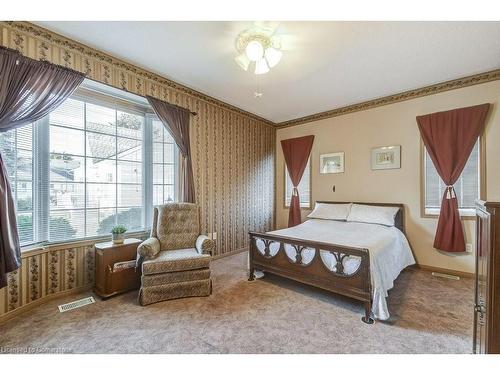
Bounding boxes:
[320,152,344,174]
[371,145,401,170]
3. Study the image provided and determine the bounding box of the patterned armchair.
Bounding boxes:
[137,203,214,306]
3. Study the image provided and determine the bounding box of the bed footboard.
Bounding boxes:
[248,231,374,324]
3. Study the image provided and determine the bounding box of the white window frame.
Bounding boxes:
[1,87,180,250]
[422,138,483,219]
[150,117,180,208]
[284,158,312,209]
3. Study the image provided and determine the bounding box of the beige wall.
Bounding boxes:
[276,80,500,273]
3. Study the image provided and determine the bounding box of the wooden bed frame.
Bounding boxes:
[248,201,405,324]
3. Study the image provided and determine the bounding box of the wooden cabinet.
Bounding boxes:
[474,201,500,353]
[94,238,142,299]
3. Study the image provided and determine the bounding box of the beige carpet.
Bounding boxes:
[0,252,473,354]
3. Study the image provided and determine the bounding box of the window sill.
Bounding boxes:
[423,208,476,220]
[20,230,149,258]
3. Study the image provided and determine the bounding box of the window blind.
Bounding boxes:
[424,139,480,212]
[0,124,34,246]
[285,158,311,208]
[48,99,148,241]
[152,119,178,205]
[0,86,179,247]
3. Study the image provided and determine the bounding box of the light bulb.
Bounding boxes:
[245,40,264,62]
[255,58,269,75]
[264,47,282,68]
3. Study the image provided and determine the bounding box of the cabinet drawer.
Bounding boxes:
[107,266,141,295]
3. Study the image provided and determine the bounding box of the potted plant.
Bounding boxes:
[110,225,127,244]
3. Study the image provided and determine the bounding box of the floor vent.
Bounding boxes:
[58,296,95,313]
[432,272,460,281]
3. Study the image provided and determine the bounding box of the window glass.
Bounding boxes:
[0,124,34,245]
[424,140,480,214]
[152,119,177,205]
[285,158,311,208]
[49,100,146,240]
[1,88,179,247]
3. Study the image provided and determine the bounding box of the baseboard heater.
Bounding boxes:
[58,296,96,312]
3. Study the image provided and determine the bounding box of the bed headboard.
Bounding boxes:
[315,201,405,233]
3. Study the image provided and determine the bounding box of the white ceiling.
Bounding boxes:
[36,21,500,123]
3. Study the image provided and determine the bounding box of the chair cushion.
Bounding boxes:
[141,268,211,287]
[142,248,210,275]
[156,203,200,251]
[139,279,212,306]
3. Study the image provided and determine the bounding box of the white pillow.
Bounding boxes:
[307,202,352,221]
[346,204,399,227]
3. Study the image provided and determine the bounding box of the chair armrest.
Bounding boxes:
[196,235,215,256]
[137,237,161,259]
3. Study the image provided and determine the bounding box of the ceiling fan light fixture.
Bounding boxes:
[255,58,270,75]
[235,26,283,74]
[264,47,282,68]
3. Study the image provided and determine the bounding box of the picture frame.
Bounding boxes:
[371,145,401,170]
[320,152,344,174]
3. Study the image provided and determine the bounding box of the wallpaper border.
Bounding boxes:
[276,68,500,128]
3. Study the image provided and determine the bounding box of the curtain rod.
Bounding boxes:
[1,46,198,116]
[0,45,86,77]
[146,95,197,116]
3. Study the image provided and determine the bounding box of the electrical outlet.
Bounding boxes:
[212,232,217,240]
[466,243,473,253]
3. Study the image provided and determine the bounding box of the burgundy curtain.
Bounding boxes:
[416,103,490,252]
[0,46,85,288]
[147,96,195,203]
[281,135,314,227]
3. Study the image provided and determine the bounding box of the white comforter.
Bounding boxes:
[266,219,415,320]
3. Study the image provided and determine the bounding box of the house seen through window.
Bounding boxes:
[0,84,179,247]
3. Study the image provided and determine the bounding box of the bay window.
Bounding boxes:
[152,119,178,205]
[0,85,179,248]
[0,124,34,246]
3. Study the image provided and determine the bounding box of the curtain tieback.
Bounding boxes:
[445,185,456,199]
[292,187,299,197]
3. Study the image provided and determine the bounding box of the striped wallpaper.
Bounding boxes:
[0,21,275,321]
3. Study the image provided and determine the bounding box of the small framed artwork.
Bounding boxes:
[320,152,344,174]
[371,145,401,170]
